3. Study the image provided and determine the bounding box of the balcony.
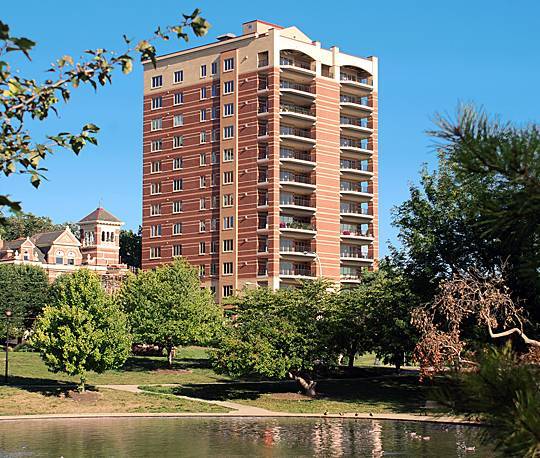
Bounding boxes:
[280,80,315,99]
[340,267,365,283]
[280,103,315,122]
[279,219,316,237]
[280,265,314,279]
[280,171,315,191]
[280,57,315,76]
[258,196,269,207]
[340,181,372,201]
[280,194,316,213]
[280,148,315,169]
[258,146,269,161]
[340,159,373,177]
[280,239,315,258]
[340,203,372,221]
[340,72,373,94]
[340,224,373,242]
[280,125,316,145]
[340,94,372,114]
[340,116,373,137]
[340,247,372,263]
[340,137,371,156]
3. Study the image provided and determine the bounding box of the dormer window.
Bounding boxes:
[23,251,29,261]
[67,251,75,265]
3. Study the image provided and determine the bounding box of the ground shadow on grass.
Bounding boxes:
[120,356,212,372]
[160,375,427,413]
[0,377,88,397]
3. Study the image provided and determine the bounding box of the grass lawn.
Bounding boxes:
[0,386,228,416]
[2,347,232,386]
[142,375,430,415]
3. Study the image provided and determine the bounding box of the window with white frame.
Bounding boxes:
[200,86,207,99]
[199,197,206,210]
[223,148,234,162]
[223,262,233,275]
[199,175,207,188]
[200,131,207,143]
[223,103,234,117]
[199,153,207,166]
[224,58,234,71]
[223,126,234,139]
[149,246,161,259]
[173,114,183,127]
[173,178,183,191]
[223,239,233,252]
[173,244,182,257]
[200,109,207,121]
[223,81,234,94]
[211,61,218,75]
[151,96,162,109]
[150,224,162,237]
[223,216,234,230]
[210,263,218,276]
[223,285,234,297]
[151,118,162,131]
[150,182,161,194]
[223,171,233,184]
[199,220,206,232]
[211,129,219,142]
[173,135,184,148]
[151,161,161,173]
[173,157,183,170]
[173,222,182,235]
[151,139,162,152]
[172,200,183,213]
[151,75,163,88]
[150,204,161,216]
[200,64,207,78]
[211,83,219,97]
[199,265,206,277]
[174,70,184,83]
[223,194,234,207]
[174,92,184,105]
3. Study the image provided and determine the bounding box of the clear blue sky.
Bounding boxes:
[3,0,539,254]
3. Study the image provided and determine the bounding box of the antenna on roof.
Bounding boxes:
[98,197,103,209]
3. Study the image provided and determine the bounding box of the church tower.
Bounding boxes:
[79,207,123,266]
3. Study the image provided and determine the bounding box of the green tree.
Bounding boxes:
[0,11,209,214]
[211,281,336,396]
[31,269,131,391]
[118,258,222,367]
[0,211,79,240]
[0,263,49,333]
[119,227,142,268]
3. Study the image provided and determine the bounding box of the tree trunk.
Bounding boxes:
[167,345,175,368]
[348,347,357,369]
[79,374,86,393]
[289,372,317,397]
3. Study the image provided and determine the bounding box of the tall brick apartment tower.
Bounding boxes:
[142,20,379,301]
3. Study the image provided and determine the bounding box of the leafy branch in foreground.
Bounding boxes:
[0,10,210,213]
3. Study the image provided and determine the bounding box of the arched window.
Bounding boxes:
[67,251,75,266]
[23,250,29,261]
[55,250,64,265]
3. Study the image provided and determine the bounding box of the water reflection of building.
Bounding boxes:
[370,420,383,457]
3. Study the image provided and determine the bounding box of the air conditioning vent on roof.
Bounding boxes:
[217,33,236,41]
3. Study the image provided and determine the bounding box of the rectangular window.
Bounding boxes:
[210,218,218,232]
[200,109,207,121]
[199,197,206,210]
[150,204,161,216]
[151,161,161,173]
[223,126,234,139]
[199,265,206,277]
[173,157,183,170]
[151,96,162,109]
[150,182,161,194]
[199,220,206,232]
[223,103,234,117]
[150,224,162,237]
[173,135,183,148]
[211,61,218,75]
[211,84,219,97]
[200,131,207,143]
[173,223,182,235]
[210,263,218,276]
[223,194,234,207]
[174,70,184,83]
[200,64,207,78]
[149,246,161,259]
[174,92,184,105]
[199,153,207,166]
[172,201,183,213]
[223,262,233,275]
[224,58,234,71]
[223,81,234,94]
[211,151,219,164]
[210,240,219,253]
[173,114,183,127]
[223,216,234,230]
[211,106,219,119]
[173,245,182,257]
[211,195,219,208]
[211,128,219,142]
[173,179,183,192]
[199,175,207,188]
[223,171,234,184]
[223,239,233,252]
[151,118,162,131]
[199,241,206,255]
[151,75,163,88]
[200,87,207,99]
[223,149,234,162]
[151,139,162,152]
[223,285,233,297]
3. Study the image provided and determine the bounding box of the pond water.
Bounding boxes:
[0,417,491,457]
